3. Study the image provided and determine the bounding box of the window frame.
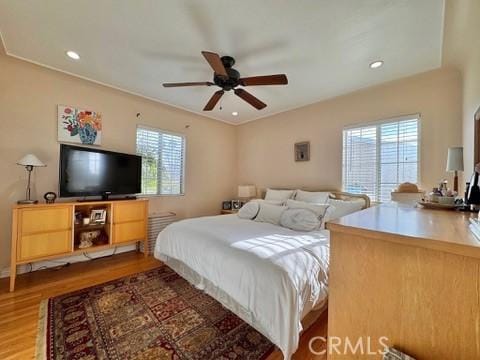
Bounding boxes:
[342,114,421,202]
[136,124,187,197]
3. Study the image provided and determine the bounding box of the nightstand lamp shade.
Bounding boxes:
[16,153,46,204]
[446,147,463,193]
[238,185,256,199]
[446,147,464,172]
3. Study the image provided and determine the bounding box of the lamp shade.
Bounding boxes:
[446,147,464,172]
[16,154,46,167]
[238,185,256,198]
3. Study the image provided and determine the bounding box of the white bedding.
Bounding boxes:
[154,214,330,359]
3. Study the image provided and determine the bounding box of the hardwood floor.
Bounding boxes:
[0,251,327,360]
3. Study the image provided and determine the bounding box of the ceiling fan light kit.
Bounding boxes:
[163,51,288,111]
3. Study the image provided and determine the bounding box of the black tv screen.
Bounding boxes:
[59,144,141,198]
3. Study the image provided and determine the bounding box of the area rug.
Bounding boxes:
[36,265,275,360]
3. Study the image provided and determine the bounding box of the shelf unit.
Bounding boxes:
[73,203,112,251]
[10,198,148,291]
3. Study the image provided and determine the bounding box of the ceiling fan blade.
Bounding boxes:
[163,81,214,87]
[234,89,267,110]
[203,90,224,111]
[239,74,288,86]
[201,51,228,77]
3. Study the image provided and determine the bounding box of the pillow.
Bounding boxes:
[251,199,285,206]
[264,188,296,201]
[294,189,330,204]
[325,198,364,220]
[254,203,287,225]
[285,199,330,218]
[237,201,260,220]
[316,205,338,229]
[280,208,320,231]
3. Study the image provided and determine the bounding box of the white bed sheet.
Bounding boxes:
[154,214,330,359]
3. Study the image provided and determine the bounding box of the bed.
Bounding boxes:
[154,190,369,359]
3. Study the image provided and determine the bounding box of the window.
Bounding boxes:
[136,126,185,195]
[342,116,419,202]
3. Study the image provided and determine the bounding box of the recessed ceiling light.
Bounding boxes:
[232,112,239,116]
[66,51,80,60]
[369,60,384,69]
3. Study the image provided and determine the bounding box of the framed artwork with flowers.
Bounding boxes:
[58,105,102,145]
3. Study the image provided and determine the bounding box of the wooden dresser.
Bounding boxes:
[10,199,148,292]
[326,204,480,359]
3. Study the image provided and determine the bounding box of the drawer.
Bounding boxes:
[20,207,71,234]
[113,202,146,223]
[18,230,72,261]
[113,221,146,244]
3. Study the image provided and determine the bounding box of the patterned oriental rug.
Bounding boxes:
[36,265,275,360]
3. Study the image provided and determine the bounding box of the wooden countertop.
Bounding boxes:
[326,203,480,259]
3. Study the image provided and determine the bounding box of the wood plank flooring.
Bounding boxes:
[0,251,327,360]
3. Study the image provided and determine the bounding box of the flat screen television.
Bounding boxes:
[59,144,141,198]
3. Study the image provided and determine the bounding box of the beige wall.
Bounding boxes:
[443,0,480,176]
[0,51,237,270]
[237,68,462,192]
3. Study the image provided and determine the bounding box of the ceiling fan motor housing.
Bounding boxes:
[221,56,235,68]
[213,56,240,90]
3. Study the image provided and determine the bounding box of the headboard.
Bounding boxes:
[329,191,370,209]
[257,188,371,209]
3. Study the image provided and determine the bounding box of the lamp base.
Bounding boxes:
[17,200,38,205]
[453,172,459,193]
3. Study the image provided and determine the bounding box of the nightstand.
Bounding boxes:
[221,209,238,215]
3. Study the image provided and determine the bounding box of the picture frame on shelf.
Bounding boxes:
[90,209,107,224]
[232,200,242,210]
[222,201,232,210]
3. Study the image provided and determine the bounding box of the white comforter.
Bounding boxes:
[154,214,330,359]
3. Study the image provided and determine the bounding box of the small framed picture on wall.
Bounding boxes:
[294,141,310,162]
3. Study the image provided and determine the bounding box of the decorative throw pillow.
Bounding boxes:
[264,188,296,202]
[251,199,286,206]
[280,208,321,231]
[326,198,364,220]
[254,203,287,225]
[237,201,260,220]
[285,199,330,218]
[294,190,330,204]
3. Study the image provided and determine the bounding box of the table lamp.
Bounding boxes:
[446,147,463,193]
[16,154,46,204]
[238,185,256,200]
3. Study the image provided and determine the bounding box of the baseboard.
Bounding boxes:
[0,244,137,278]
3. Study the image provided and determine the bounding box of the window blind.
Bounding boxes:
[342,116,419,202]
[136,126,185,195]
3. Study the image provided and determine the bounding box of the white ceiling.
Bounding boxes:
[0,0,444,125]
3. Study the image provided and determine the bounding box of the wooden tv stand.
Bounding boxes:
[10,198,148,292]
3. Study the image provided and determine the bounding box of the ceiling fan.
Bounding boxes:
[163,51,288,111]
